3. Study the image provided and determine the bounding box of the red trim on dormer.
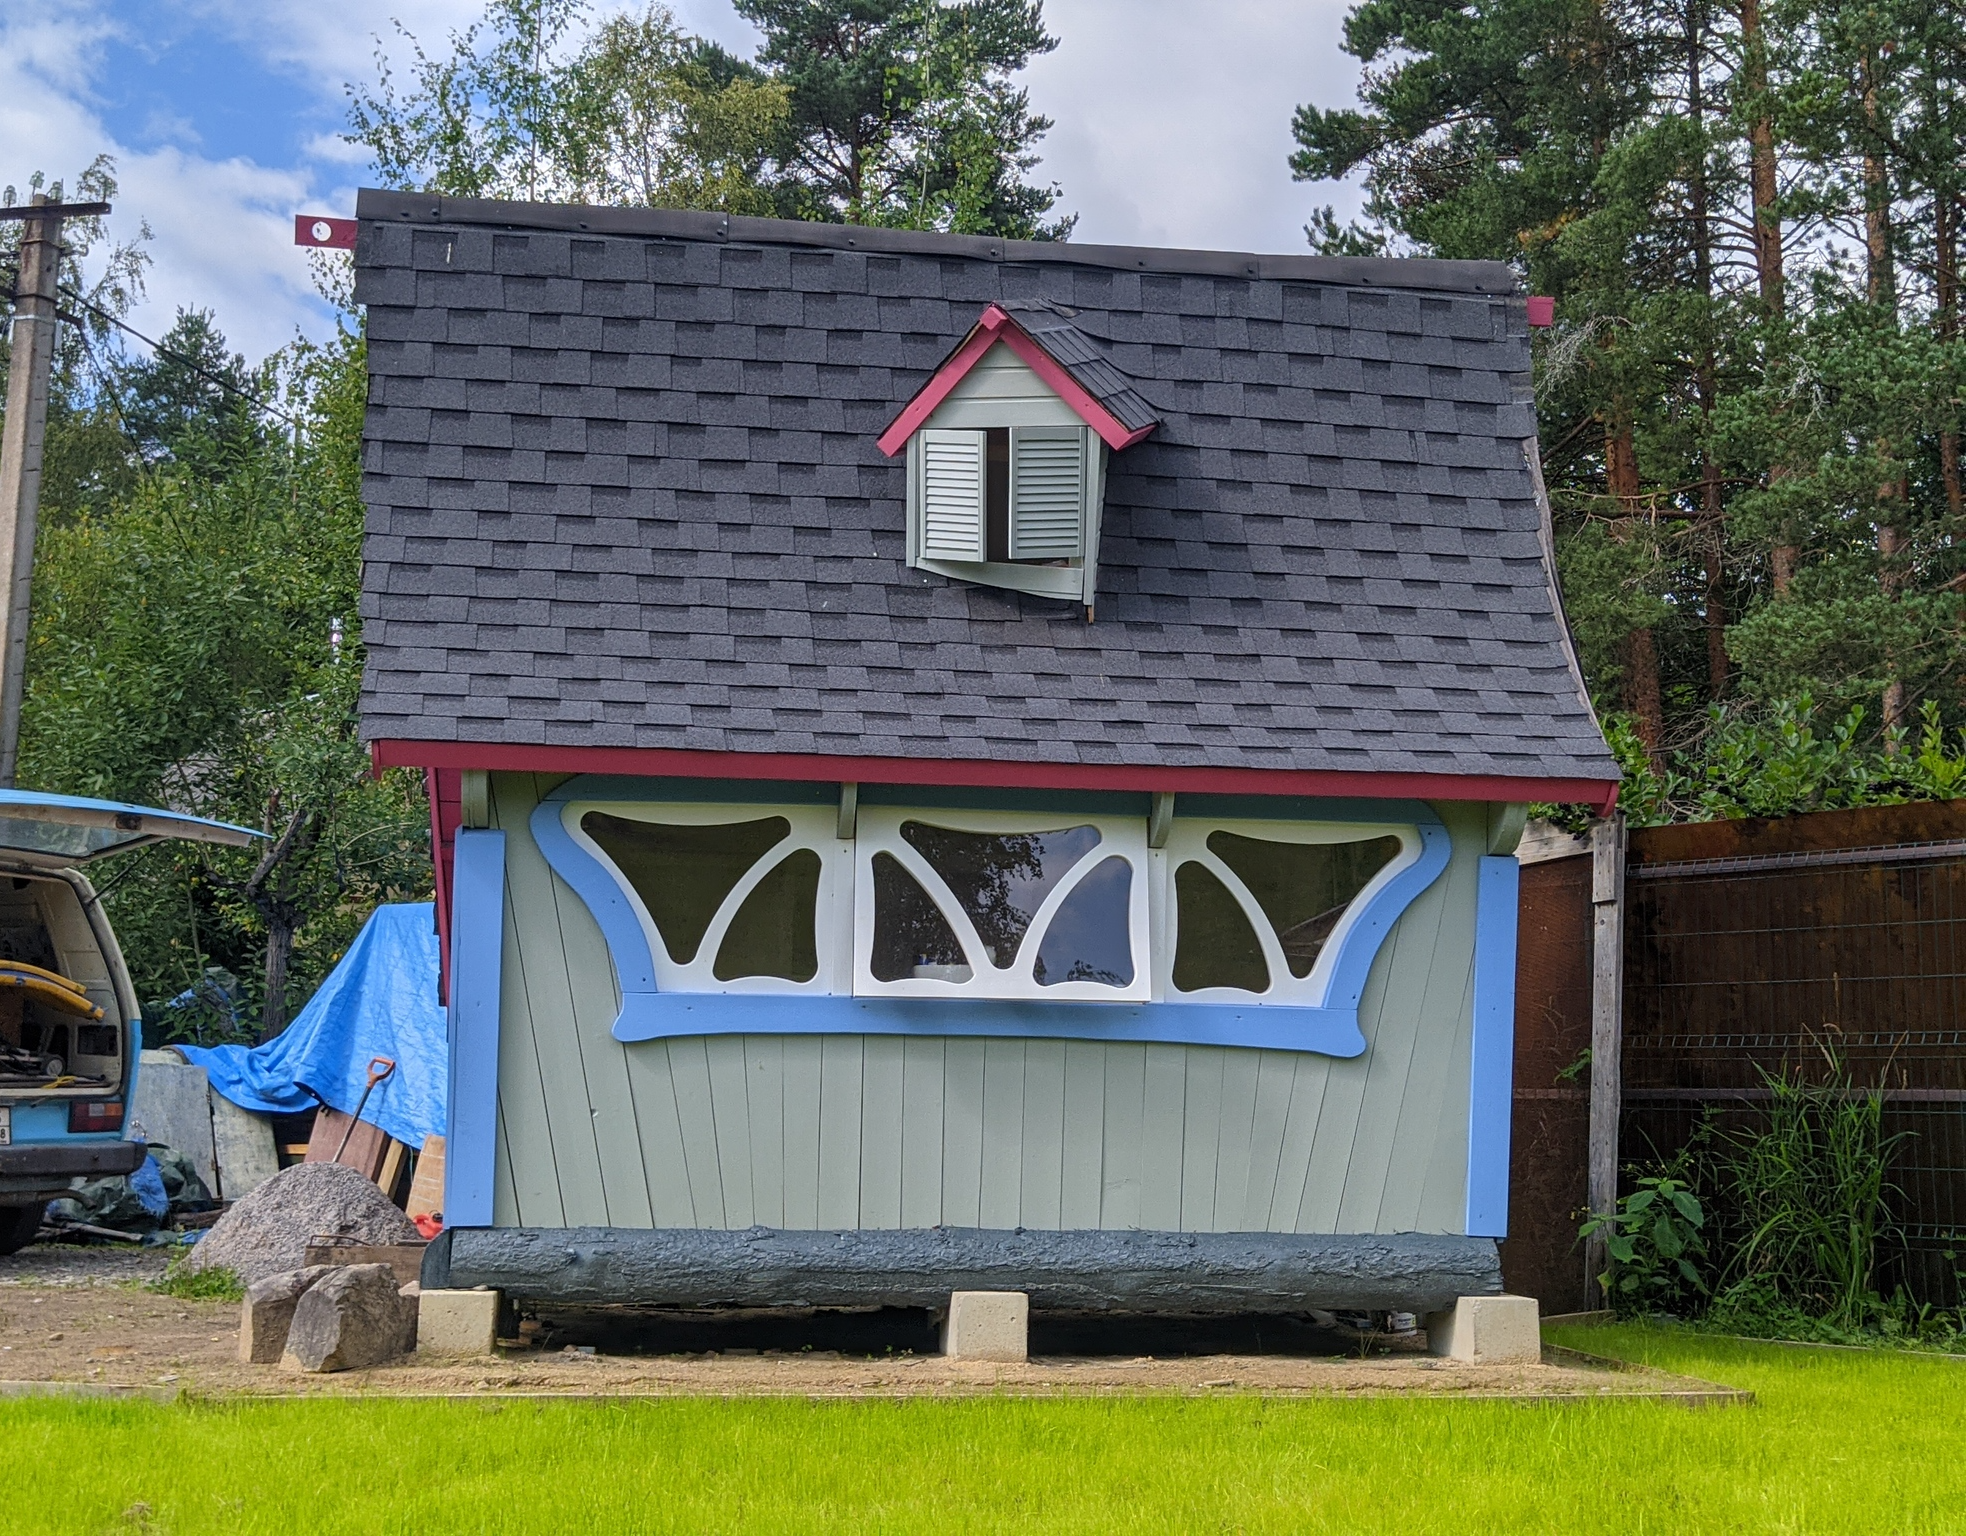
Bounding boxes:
[876,304,1157,456]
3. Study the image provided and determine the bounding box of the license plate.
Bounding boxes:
[0,1106,10,1146]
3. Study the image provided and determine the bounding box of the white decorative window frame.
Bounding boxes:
[850,806,1152,1002]
[562,800,850,996]
[1154,818,1427,1008]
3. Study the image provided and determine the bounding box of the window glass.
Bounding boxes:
[581,813,790,964]
[898,821,1100,969]
[1172,861,1268,994]
[1206,832,1402,978]
[713,850,822,983]
[869,851,970,982]
[1033,856,1134,987]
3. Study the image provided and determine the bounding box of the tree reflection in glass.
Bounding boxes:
[897,821,1100,969]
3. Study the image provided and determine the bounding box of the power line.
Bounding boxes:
[52,287,302,429]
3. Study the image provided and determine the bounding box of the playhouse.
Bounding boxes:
[352,190,1617,1314]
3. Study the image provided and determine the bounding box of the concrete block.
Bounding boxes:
[1426,1294,1542,1364]
[131,1052,218,1197]
[208,1090,280,1202]
[941,1290,1028,1362]
[418,1287,502,1356]
[281,1264,418,1372]
[238,1265,336,1364]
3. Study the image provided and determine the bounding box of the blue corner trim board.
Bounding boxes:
[445,828,506,1228]
[1465,853,1520,1238]
[531,777,1452,1058]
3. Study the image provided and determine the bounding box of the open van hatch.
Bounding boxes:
[0,793,257,1098]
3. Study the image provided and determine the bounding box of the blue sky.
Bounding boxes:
[5,1,1365,360]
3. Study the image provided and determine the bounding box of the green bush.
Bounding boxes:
[1581,1175,1708,1312]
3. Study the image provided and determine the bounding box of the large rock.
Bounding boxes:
[238,1265,336,1364]
[280,1264,418,1373]
[186,1162,421,1285]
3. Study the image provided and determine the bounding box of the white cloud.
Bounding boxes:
[1025,0,1366,255]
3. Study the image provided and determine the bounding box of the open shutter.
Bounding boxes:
[1009,426,1086,560]
[920,429,986,561]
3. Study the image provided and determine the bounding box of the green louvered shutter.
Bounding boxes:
[919,429,986,561]
[1008,426,1086,560]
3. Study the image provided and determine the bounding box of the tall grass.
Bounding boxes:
[1711,1053,1908,1330]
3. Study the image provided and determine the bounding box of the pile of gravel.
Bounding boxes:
[185,1163,421,1285]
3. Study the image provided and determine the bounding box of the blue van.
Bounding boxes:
[0,791,257,1253]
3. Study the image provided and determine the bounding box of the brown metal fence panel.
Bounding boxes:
[1500,852,1595,1312]
[1622,801,1966,1308]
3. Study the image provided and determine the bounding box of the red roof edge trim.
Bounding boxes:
[370,739,1621,816]
[875,304,1151,456]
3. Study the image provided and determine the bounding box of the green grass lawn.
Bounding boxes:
[13,1324,1966,1534]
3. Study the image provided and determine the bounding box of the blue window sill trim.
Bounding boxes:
[530,778,1452,1059]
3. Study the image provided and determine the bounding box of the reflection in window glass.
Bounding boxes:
[1206,832,1401,977]
[713,850,822,982]
[869,852,970,982]
[1171,861,1268,994]
[581,813,789,964]
[899,821,1099,968]
[1033,856,1133,987]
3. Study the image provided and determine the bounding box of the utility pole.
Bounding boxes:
[0,195,109,787]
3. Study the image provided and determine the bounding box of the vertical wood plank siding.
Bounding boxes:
[488,774,1484,1234]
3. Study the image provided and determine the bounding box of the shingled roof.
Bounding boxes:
[354,190,1616,795]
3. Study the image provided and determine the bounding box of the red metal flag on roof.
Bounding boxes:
[295,215,357,250]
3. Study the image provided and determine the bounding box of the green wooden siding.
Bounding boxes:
[487,773,1482,1235]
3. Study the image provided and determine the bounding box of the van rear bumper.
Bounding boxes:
[0,1138,144,1203]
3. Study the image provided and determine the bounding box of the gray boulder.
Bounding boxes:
[186,1162,421,1285]
[238,1265,337,1364]
[281,1264,418,1372]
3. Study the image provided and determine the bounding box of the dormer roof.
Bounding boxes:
[877,302,1160,455]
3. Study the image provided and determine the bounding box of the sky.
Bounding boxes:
[1,0,1367,361]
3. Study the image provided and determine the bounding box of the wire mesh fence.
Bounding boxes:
[1621,804,1966,1309]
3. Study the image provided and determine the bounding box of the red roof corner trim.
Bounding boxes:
[876,304,1159,457]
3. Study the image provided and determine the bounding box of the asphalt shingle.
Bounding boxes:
[354,191,1614,786]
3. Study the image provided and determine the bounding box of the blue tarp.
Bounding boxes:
[181,903,446,1149]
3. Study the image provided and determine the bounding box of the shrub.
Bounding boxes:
[1581,1175,1708,1313]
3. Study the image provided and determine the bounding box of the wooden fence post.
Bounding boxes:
[1584,812,1626,1301]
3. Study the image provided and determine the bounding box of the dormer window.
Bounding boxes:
[879,304,1159,609]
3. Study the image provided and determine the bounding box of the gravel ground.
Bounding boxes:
[0,1276,1749,1404]
[0,1242,171,1288]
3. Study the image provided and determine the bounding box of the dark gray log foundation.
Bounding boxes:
[422,1227,1501,1315]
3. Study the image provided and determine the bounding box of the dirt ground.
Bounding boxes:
[0,1243,1743,1404]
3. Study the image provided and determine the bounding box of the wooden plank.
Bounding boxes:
[898,1037,946,1228]
[1098,1044,1146,1230]
[1377,849,1480,1230]
[703,1035,755,1228]
[1237,1052,1297,1231]
[780,1036,823,1228]
[940,1038,986,1227]
[540,774,655,1228]
[977,1040,1025,1228]
[304,1108,390,1181]
[815,1035,863,1228]
[407,1135,445,1220]
[1211,1048,1261,1233]
[492,774,605,1225]
[488,898,565,1227]
[1265,1054,1331,1231]
[1018,1039,1066,1229]
[1136,1045,1187,1231]
[1333,827,1462,1232]
[667,1037,729,1228]
[1178,1048,1226,1231]
[1587,813,1627,1283]
[491,1096,522,1225]
[622,1039,698,1227]
[858,1035,905,1229]
[1059,1041,1105,1229]
[744,1036,786,1229]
